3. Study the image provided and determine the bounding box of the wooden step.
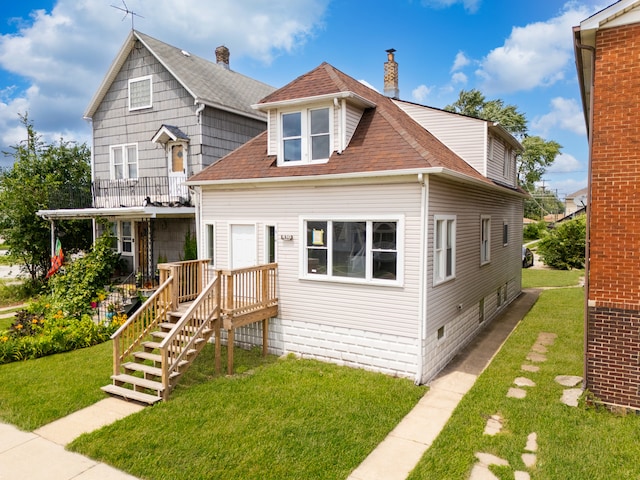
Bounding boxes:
[101,384,161,405]
[142,340,162,350]
[123,361,185,378]
[134,351,162,364]
[112,373,165,393]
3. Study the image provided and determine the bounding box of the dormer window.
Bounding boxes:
[129,75,152,111]
[280,107,331,165]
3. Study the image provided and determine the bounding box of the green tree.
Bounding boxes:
[444,89,562,190]
[537,216,586,270]
[0,114,92,280]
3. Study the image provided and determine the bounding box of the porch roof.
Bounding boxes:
[36,206,195,221]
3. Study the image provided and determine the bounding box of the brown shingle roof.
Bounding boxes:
[189,63,491,184]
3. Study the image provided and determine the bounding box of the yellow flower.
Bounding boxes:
[15,324,23,330]
[1,336,8,342]
[32,319,38,324]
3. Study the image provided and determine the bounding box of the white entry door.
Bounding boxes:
[230,224,257,269]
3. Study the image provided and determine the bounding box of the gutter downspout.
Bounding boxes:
[194,99,205,124]
[415,173,428,384]
[575,37,595,385]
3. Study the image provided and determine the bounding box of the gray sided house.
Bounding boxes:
[38,30,275,283]
[187,52,526,383]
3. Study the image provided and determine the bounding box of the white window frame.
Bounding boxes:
[480,215,491,265]
[434,215,456,285]
[110,143,138,180]
[279,106,332,166]
[206,224,215,266]
[503,220,509,246]
[503,146,511,178]
[128,75,153,111]
[265,224,277,264]
[109,221,134,256]
[299,215,403,286]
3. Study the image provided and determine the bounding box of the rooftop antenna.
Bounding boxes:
[111,1,143,29]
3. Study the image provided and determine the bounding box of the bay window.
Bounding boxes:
[304,219,400,283]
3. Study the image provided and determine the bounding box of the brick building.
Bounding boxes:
[574,0,640,409]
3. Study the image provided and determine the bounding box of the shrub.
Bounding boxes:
[523,220,549,241]
[47,232,120,317]
[0,231,124,364]
[537,216,586,270]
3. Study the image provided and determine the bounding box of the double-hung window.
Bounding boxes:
[281,107,330,164]
[129,75,152,111]
[111,144,138,179]
[108,221,133,256]
[434,215,456,285]
[480,216,491,265]
[304,219,400,283]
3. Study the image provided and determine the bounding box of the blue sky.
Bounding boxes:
[0,0,605,199]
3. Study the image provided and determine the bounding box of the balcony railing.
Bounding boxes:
[45,177,191,210]
[93,177,191,208]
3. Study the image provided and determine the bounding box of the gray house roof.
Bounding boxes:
[84,30,276,121]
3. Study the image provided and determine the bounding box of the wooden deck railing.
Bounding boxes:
[158,259,211,308]
[109,261,278,398]
[220,263,278,318]
[159,275,221,399]
[110,276,173,376]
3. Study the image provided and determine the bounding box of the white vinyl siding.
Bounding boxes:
[200,181,422,338]
[393,101,487,174]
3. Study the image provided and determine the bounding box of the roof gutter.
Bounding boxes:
[186,167,526,197]
[574,27,596,387]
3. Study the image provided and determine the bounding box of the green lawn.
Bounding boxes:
[408,278,640,479]
[69,353,426,480]
[0,341,113,430]
[522,267,584,288]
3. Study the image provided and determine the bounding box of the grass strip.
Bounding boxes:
[408,286,640,479]
[522,268,584,288]
[70,350,426,480]
[0,341,113,430]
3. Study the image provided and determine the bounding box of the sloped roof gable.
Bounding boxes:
[84,30,276,121]
[189,63,494,186]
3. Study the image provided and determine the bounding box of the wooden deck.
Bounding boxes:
[104,260,278,403]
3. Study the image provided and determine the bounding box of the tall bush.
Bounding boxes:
[537,216,586,270]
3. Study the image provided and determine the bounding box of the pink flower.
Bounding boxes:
[91,301,97,309]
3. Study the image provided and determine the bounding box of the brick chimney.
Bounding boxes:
[215,45,230,69]
[384,48,399,99]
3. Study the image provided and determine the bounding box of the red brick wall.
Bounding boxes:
[590,24,640,309]
[587,23,640,409]
[587,307,640,407]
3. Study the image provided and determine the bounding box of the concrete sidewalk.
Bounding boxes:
[0,289,539,480]
[0,398,143,480]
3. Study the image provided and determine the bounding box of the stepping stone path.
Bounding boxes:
[471,332,584,479]
[555,375,583,407]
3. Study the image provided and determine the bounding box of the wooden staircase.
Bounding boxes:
[101,260,277,405]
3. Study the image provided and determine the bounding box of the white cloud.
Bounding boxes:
[547,152,583,173]
[412,84,433,103]
[451,72,468,85]
[0,0,329,154]
[531,97,587,137]
[421,0,481,14]
[451,51,470,72]
[475,3,595,94]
